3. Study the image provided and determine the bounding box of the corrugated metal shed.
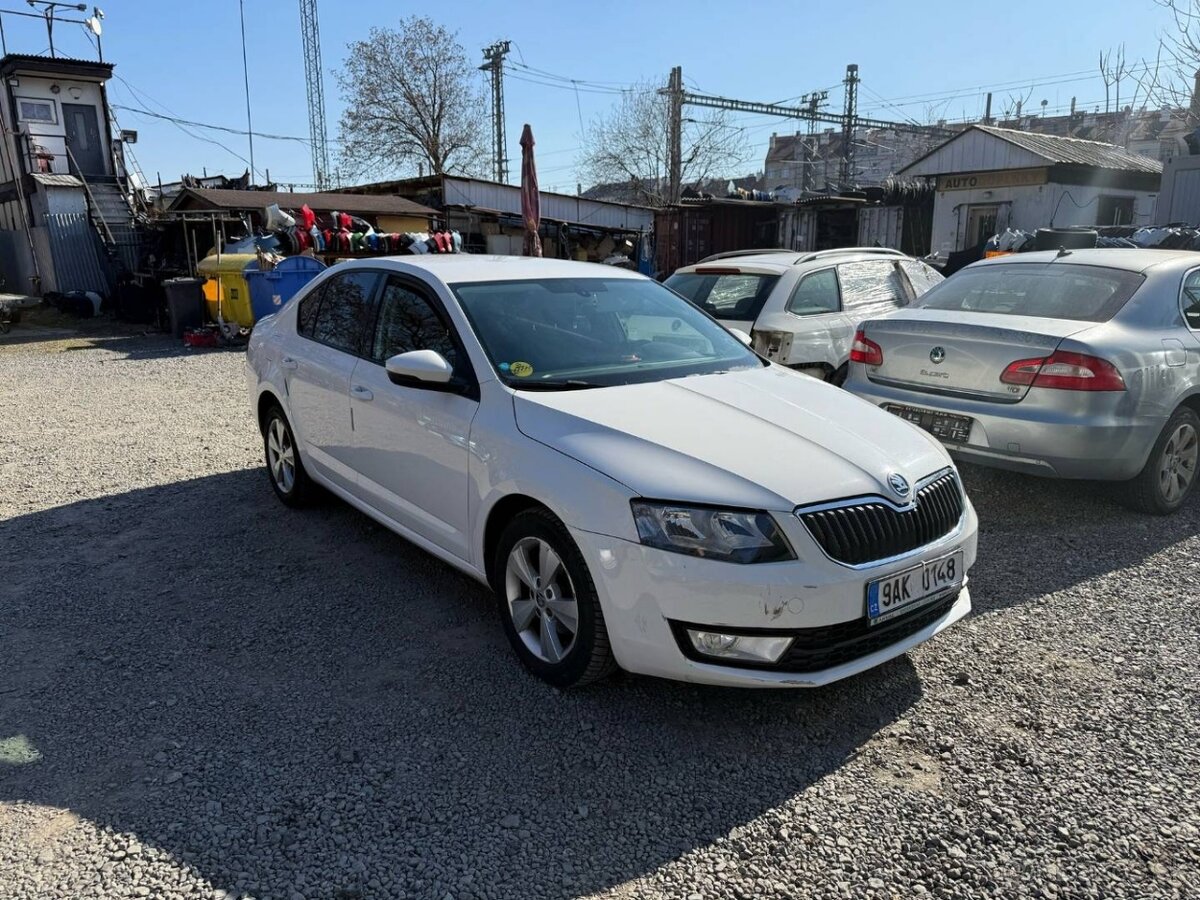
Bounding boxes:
[440,176,652,231]
[900,125,1163,177]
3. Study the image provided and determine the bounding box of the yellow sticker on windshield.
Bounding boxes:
[510,361,534,377]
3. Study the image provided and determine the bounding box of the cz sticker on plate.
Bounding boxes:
[866,550,963,625]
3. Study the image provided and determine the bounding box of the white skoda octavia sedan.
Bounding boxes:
[246,256,978,688]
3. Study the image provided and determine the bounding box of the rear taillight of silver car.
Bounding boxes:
[999,351,1126,391]
[849,328,883,367]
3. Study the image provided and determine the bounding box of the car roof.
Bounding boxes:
[673,247,911,275]
[970,248,1200,275]
[328,254,648,284]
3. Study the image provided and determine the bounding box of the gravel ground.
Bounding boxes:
[1,327,1197,900]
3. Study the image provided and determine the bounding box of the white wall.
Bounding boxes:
[928,181,1157,255]
[2,74,108,178]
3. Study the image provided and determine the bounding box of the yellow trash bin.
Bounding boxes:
[196,254,257,327]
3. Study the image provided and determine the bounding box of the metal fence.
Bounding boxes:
[43,212,112,295]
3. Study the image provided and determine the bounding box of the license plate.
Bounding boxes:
[885,403,973,444]
[867,551,964,625]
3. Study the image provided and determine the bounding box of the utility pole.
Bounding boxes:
[298,0,332,189]
[838,63,859,190]
[480,41,511,183]
[667,66,683,205]
[984,92,993,126]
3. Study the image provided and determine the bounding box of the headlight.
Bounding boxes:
[631,501,795,564]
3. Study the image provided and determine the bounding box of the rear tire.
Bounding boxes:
[1119,407,1199,515]
[493,508,617,688]
[828,363,849,387]
[263,404,315,508]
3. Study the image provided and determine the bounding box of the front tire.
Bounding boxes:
[493,509,617,688]
[262,404,315,507]
[1120,407,1199,515]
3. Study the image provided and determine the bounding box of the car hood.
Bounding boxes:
[512,365,951,510]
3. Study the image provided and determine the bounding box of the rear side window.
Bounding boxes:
[900,260,944,297]
[664,271,781,321]
[1182,270,1200,329]
[309,271,379,353]
[786,269,840,316]
[837,260,909,309]
[918,263,1145,322]
[297,282,325,336]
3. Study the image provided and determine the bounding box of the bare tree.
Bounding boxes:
[579,82,748,207]
[336,17,488,180]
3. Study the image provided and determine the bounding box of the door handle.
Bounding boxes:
[280,356,298,371]
[351,384,374,401]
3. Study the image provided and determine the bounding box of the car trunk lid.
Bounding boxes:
[861,311,1091,402]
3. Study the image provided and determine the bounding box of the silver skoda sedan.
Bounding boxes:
[846,249,1200,514]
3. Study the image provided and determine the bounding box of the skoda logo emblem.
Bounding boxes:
[929,346,946,365]
[887,473,911,498]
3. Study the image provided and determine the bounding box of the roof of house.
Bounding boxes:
[0,53,113,80]
[167,188,436,218]
[899,124,1163,177]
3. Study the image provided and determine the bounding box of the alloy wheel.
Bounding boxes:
[1158,422,1198,503]
[504,536,579,664]
[267,417,296,493]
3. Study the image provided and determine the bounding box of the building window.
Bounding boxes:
[16,98,55,124]
[1096,195,1135,227]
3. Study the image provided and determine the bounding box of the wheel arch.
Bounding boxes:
[481,493,554,590]
[256,388,286,434]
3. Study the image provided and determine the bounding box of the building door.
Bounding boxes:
[964,204,999,249]
[62,103,105,175]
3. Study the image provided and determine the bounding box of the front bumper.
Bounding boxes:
[848,376,1162,480]
[568,500,977,688]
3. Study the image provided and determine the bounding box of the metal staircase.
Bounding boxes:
[65,144,142,276]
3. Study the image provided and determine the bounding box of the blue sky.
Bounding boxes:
[4,0,1169,192]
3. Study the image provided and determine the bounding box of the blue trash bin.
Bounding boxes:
[245,256,326,323]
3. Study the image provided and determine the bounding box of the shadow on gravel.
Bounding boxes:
[1,468,925,899]
[957,462,1200,615]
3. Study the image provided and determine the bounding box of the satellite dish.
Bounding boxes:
[86,16,102,36]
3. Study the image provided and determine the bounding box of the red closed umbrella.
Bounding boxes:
[520,124,542,257]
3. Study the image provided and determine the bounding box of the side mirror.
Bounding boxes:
[385,349,454,386]
[729,328,753,346]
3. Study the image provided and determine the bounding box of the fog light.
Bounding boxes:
[686,629,793,663]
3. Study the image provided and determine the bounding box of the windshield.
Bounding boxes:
[450,277,764,389]
[663,271,780,321]
[916,263,1144,322]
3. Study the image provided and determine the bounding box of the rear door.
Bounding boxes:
[779,267,842,367]
[861,262,1144,402]
[835,259,912,361]
[285,270,381,492]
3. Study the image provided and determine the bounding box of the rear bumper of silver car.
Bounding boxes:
[849,378,1162,480]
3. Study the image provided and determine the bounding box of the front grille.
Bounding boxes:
[774,593,958,672]
[798,471,964,566]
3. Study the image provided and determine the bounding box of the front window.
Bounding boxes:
[663,271,780,321]
[16,98,55,124]
[451,277,764,389]
[917,263,1144,323]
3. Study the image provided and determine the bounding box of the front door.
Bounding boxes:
[62,103,105,175]
[350,274,479,559]
[964,204,999,249]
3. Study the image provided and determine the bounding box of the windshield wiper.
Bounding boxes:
[510,379,602,391]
